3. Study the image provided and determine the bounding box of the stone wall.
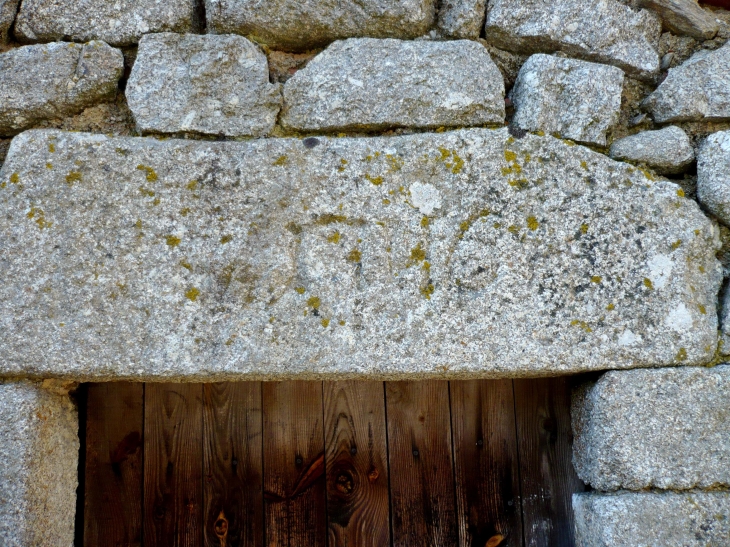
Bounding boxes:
[0,0,729,544]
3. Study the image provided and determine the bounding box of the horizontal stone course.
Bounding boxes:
[572,366,730,491]
[0,128,720,380]
[281,39,505,132]
[0,41,123,136]
[127,33,281,137]
[573,491,730,547]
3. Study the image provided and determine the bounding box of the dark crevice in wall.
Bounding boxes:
[73,383,89,547]
[194,0,207,34]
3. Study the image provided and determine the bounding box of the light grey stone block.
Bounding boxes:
[0,0,19,43]
[0,41,123,137]
[698,131,730,227]
[127,33,281,138]
[573,366,730,491]
[485,0,661,80]
[574,492,730,547]
[643,41,730,123]
[0,380,78,547]
[639,0,719,40]
[510,54,624,146]
[14,0,195,47]
[206,0,436,52]
[0,128,720,380]
[281,39,505,132]
[437,0,487,39]
[609,126,695,174]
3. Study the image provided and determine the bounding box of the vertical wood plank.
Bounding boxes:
[84,382,144,547]
[323,381,390,547]
[263,381,326,547]
[144,383,204,547]
[203,382,263,547]
[385,380,458,547]
[451,380,523,547]
[513,377,585,547]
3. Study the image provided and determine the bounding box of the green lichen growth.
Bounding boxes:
[180,207,190,216]
[327,231,341,244]
[493,222,502,229]
[65,171,82,185]
[307,296,321,308]
[273,155,288,166]
[643,278,654,290]
[139,187,155,197]
[136,164,158,182]
[285,221,302,234]
[186,180,198,191]
[527,216,539,231]
[347,248,362,263]
[185,287,200,301]
[165,235,181,247]
[676,347,687,361]
[220,235,233,244]
[508,224,519,234]
[314,214,348,225]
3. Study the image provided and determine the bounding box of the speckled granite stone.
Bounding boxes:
[206,0,436,51]
[281,39,505,132]
[0,0,19,43]
[638,0,718,40]
[127,33,281,137]
[698,130,730,226]
[0,128,720,380]
[574,492,730,547]
[609,126,695,174]
[437,0,487,39]
[0,380,78,547]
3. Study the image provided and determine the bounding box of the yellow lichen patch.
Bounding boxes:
[152,198,160,206]
[185,287,200,301]
[382,198,391,206]
[535,130,545,137]
[269,316,276,324]
[508,178,529,189]
[671,239,682,251]
[10,172,19,184]
[580,223,589,234]
[506,136,515,144]
[65,171,82,185]
[165,235,181,247]
[410,243,426,262]
[504,150,517,162]
[136,164,158,182]
[606,303,615,311]
[643,278,654,290]
[420,283,435,300]
[638,167,657,181]
[295,287,306,295]
[437,147,465,174]
[526,216,539,231]
[676,347,687,361]
[135,219,143,229]
[347,248,362,263]
[26,207,52,230]
[186,180,198,191]
[699,304,707,315]
[46,163,53,170]
[314,214,347,225]
[508,224,519,234]
[48,143,55,153]
[180,207,190,216]
[421,216,430,228]
[699,265,706,273]
[339,320,346,326]
[386,154,404,172]
[285,221,302,234]
[180,260,192,270]
[273,155,288,166]
[570,319,592,333]
[321,318,330,328]
[365,173,383,186]
[327,231,341,244]
[307,296,321,308]
[220,235,233,244]
[493,222,502,229]
[676,188,685,198]
[422,261,431,272]
[139,187,155,197]
[562,139,576,147]
[591,276,602,284]
[580,161,588,170]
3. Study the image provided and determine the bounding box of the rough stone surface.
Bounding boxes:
[573,366,730,491]
[609,126,695,174]
[127,33,281,137]
[639,0,719,39]
[281,39,505,132]
[573,492,730,547]
[206,0,436,51]
[437,0,487,39]
[0,381,78,547]
[0,128,720,380]
[14,0,195,47]
[0,41,123,136]
[0,0,18,43]
[510,54,624,146]
[644,41,730,123]
[485,0,662,79]
[698,130,730,225]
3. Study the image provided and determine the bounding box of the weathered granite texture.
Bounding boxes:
[510,54,624,146]
[573,366,730,491]
[609,126,695,174]
[574,492,730,547]
[437,0,487,39]
[0,0,18,43]
[643,41,730,123]
[698,130,730,226]
[14,0,195,47]
[0,129,720,380]
[281,39,505,132]
[639,0,719,39]
[0,381,78,547]
[127,33,281,137]
[485,0,661,79]
[0,41,123,137]
[206,0,436,51]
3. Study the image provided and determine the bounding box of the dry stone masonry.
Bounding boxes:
[0,0,729,543]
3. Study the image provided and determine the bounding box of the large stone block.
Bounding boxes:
[0,0,19,43]
[0,129,720,380]
[485,0,661,79]
[281,39,505,132]
[510,54,624,146]
[127,33,281,137]
[573,492,730,547]
[698,130,730,226]
[205,0,436,51]
[0,41,123,136]
[643,41,730,123]
[573,366,730,491]
[0,381,78,547]
[14,0,195,47]
[609,126,695,174]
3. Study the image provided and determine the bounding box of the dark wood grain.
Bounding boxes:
[385,381,458,547]
[513,378,585,547]
[262,381,326,547]
[323,381,390,547]
[451,380,523,547]
[203,382,263,547]
[84,382,144,547]
[144,383,204,547]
